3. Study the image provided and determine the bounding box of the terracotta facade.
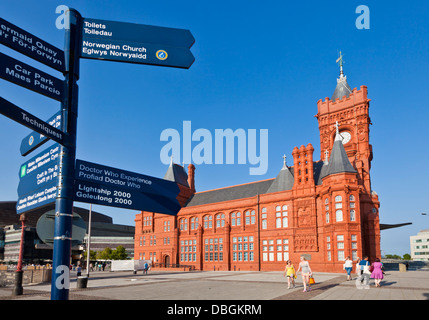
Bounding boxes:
[134,77,380,273]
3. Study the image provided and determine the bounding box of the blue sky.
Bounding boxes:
[0,0,428,256]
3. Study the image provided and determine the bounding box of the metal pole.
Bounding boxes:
[12,213,26,296]
[86,204,92,277]
[50,8,82,300]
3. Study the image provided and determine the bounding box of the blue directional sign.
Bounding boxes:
[16,143,60,214]
[20,111,62,156]
[74,179,181,216]
[0,18,65,72]
[16,180,58,214]
[0,97,67,145]
[18,143,60,196]
[0,52,64,102]
[81,18,195,48]
[81,38,195,69]
[74,159,181,215]
[80,17,195,69]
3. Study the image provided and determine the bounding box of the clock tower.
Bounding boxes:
[315,56,373,193]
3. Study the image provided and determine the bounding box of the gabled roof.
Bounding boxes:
[164,162,189,187]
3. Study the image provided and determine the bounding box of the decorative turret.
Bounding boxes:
[332,51,352,101]
[324,122,357,177]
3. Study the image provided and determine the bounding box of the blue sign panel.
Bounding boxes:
[74,179,181,216]
[18,143,60,196]
[0,97,67,145]
[75,159,180,200]
[81,37,194,69]
[82,18,195,48]
[0,18,65,72]
[16,180,57,214]
[0,52,64,102]
[20,111,62,156]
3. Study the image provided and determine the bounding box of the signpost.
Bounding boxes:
[0,9,194,300]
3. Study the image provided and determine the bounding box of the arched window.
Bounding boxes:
[216,213,225,227]
[244,210,256,225]
[326,212,330,223]
[336,210,343,222]
[203,215,212,229]
[276,205,288,228]
[190,217,198,230]
[261,208,267,230]
[236,212,241,226]
[245,210,251,225]
[180,218,187,231]
[349,195,355,202]
[231,212,236,226]
[350,210,356,221]
[335,193,343,224]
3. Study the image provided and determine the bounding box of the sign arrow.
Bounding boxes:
[0,97,68,146]
[82,18,195,48]
[0,52,64,102]
[0,17,65,72]
[20,111,62,156]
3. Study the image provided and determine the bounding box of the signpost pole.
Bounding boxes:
[86,204,92,278]
[50,8,82,300]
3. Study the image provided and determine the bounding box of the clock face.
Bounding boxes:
[340,131,351,144]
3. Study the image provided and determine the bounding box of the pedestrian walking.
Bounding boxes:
[343,256,353,281]
[143,262,149,275]
[76,265,82,277]
[283,260,296,289]
[296,256,312,292]
[370,258,384,287]
[355,258,361,277]
[357,256,371,289]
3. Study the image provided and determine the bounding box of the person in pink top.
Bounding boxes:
[370,257,384,287]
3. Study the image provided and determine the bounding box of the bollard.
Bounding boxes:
[77,276,88,288]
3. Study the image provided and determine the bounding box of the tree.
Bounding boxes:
[96,247,112,260]
[82,250,97,261]
[111,246,129,260]
[403,253,411,260]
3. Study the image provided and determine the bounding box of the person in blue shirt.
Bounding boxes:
[357,256,370,289]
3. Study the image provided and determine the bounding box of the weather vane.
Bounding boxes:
[336,51,345,76]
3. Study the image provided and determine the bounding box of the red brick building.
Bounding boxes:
[134,68,380,273]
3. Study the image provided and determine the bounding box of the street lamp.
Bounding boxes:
[12,213,26,296]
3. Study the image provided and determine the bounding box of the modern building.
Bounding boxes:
[134,64,381,273]
[410,230,429,261]
[0,201,135,263]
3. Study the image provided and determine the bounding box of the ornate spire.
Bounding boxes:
[336,51,344,77]
[332,51,352,101]
[282,154,287,169]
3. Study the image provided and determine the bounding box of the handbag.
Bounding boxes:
[369,265,374,273]
[309,275,315,284]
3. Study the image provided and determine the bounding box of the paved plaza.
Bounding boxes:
[0,269,428,301]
